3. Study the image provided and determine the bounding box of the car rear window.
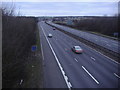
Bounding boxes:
[75,46,81,50]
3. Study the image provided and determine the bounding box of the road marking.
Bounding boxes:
[81,42,119,64]
[41,25,72,89]
[47,22,119,64]
[114,73,120,79]
[102,40,108,43]
[106,44,111,47]
[69,82,72,87]
[82,66,99,84]
[74,58,78,62]
[41,41,44,60]
[39,27,44,61]
[91,57,96,61]
[20,79,23,85]
[113,43,118,46]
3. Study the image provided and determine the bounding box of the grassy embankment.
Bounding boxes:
[2,14,43,88]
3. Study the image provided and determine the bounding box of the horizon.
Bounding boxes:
[2,2,118,16]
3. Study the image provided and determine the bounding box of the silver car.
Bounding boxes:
[72,46,83,54]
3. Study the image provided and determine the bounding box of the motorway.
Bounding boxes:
[47,21,120,53]
[38,21,119,88]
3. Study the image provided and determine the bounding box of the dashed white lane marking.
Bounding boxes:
[47,22,119,64]
[41,25,72,89]
[102,40,108,43]
[82,66,99,84]
[81,42,119,64]
[74,58,78,62]
[91,57,96,61]
[113,43,118,46]
[20,79,23,85]
[114,73,120,79]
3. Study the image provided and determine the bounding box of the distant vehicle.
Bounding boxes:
[48,33,52,38]
[53,28,56,30]
[72,46,83,54]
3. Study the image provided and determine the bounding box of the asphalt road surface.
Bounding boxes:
[47,21,120,54]
[38,21,119,88]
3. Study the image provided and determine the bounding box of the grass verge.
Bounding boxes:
[2,16,43,88]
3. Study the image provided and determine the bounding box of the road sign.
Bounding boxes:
[31,45,37,52]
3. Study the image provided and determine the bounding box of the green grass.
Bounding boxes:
[36,26,41,51]
[19,24,43,88]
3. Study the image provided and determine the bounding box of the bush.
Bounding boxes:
[74,17,118,37]
[2,15,37,87]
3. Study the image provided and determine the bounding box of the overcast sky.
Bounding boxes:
[2,0,119,16]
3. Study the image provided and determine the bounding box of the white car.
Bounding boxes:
[48,33,52,38]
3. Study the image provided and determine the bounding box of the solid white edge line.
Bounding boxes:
[40,25,72,89]
[41,41,44,61]
[38,24,44,61]
[69,82,72,87]
[48,23,119,65]
[114,73,120,79]
[82,66,99,84]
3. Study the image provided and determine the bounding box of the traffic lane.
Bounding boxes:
[43,23,118,88]
[44,22,119,73]
[40,23,68,88]
[47,24,119,67]
[42,23,100,88]
[46,23,119,86]
[49,21,119,45]
[48,36,99,88]
[48,23,118,64]
[39,23,68,88]
[43,22,118,76]
[64,28,118,53]
[53,33,118,88]
[49,31,118,88]
[49,22,119,53]
[55,29,119,73]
